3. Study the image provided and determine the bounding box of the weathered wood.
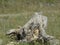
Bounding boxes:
[19,12,49,39]
[6,12,59,45]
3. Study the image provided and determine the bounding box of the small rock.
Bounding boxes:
[7,42,15,45]
[49,39,59,45]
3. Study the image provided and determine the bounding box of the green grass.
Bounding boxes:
[0,12,60,45]
[0,0,60,45]
[0,0,60,13]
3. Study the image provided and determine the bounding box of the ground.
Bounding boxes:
[0,0,60,45]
